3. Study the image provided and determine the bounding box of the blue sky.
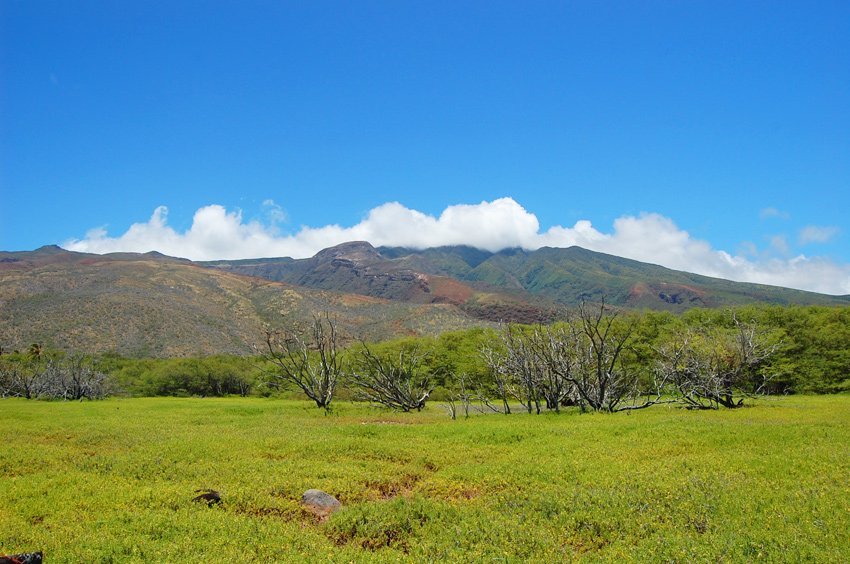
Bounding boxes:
[1,2,848,293]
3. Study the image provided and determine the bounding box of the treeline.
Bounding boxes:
[1,304,848,401]
[0,349,265,399]
[366,304,850,396]
[258,303,807,414]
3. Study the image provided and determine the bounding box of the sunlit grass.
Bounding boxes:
[1,395,848,561]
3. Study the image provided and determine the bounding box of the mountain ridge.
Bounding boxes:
[1,243,847,357]
[204,241,850,310]
[0,246,483,356]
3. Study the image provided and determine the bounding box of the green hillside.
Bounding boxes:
[209,242,849,312]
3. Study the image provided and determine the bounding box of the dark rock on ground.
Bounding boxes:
[192,489,222,506]
[301,489,341,519]
[0,552,43,564]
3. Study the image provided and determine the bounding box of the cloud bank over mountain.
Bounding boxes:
[63,198,849,295]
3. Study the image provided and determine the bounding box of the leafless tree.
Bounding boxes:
[501,324,543,414]
[480,345,512,414]
[444,373,475,419]
[0,357,22,398]
[483,322,577,414]
[41,355,111,400]
[3,347,49,399]
[443,373,502,419]
[442,395,458,420]
[263,313,342,411]
[655,314,777,409]
[350,344,432,411]
[528,324,580,412]
[0,351,111,400]
[571,299,645,411]
[480,300,666,414]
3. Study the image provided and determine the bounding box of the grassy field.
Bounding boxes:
[1,396,848,562]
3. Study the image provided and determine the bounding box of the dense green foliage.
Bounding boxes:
[2,396,848,560]
[678,305,850,393]
[98,355,265,397]
[359,305,850,396]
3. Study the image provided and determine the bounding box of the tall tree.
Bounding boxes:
[263,313,343,411]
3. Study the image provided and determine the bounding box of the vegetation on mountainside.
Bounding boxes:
[0,256,483,357]
[210,243,850,312]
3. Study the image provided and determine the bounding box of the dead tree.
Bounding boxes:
[483,324,549,414]
[0,349,48,399]
[551,300,666,412]
[655,314,777,409]
[0,358,21,398]
[502,324,543,414]
[446,373,475,419]
[480,345,512,414]
[350,344,432,411]
[571,300,636,411]
[1,352,112,400]
[263,313,342,411]
[42,355,110,400]
[482,323,574,414]
[569,299,669,412]
[481,302,665,414]
[529,324,580,412]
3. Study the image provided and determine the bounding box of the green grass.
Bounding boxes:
[2,396,849,561]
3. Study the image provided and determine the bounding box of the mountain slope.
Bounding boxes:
[3,243,846,357]
[0,247,484,356]
[207,242,850,312]
[204,242,561,323]
[469,246,850,308]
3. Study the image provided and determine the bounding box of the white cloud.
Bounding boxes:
[63,198,850,295]
[262,199,287,224]
[759,207,790,220]
[799,225,840,245]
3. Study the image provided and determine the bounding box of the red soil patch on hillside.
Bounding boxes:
[424,275,476,304]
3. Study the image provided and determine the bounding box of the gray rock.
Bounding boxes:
[301,489,341,519]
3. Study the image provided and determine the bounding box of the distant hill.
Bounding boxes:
[203,241,562,324]
[0,246,483,357]
[205,242,849,313]
[2,243,846,357]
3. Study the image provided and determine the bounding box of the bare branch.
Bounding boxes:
[261,313,342,410]
[350,343,432,412]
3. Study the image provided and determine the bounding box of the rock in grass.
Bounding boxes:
[301,489,341,519]
[0,552,43,564]
[192,489,222,506]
